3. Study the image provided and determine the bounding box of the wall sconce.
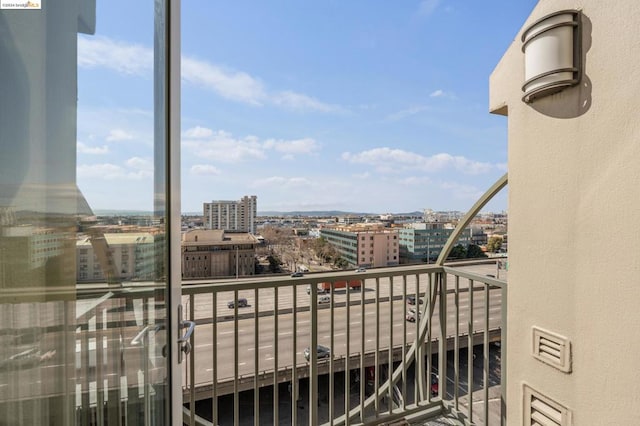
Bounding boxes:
[521,10,581,103]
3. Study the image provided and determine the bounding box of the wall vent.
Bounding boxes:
[532,326,571,373]
[524,384,572,426]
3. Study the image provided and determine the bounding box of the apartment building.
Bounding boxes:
[181,229,257,278]
[203,195,257,234]
[320,224,399,268]
[398,222,473,263]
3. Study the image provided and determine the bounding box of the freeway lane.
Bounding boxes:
[182,262,504,324]
[188,285,503,388]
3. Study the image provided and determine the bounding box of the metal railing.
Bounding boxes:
[181,263,506,425]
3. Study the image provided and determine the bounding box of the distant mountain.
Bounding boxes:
[94,209,153,216]
[257,210,425,217]
[258,211,368,217]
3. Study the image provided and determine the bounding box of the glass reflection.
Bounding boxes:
[0,1,169,424]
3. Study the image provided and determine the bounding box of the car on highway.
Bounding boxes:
[355,267,366,272]
[304,345,331,362]
[430,373,439,397]
[227,297,248,309]
[318,295,331,304]
[405,311,421,322]
[406,295,423,305]
[291,271,304,277]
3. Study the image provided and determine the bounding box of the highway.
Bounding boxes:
[186,263,505,393]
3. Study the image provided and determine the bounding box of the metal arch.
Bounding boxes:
[335,173,509,426]
[436,173,508,266]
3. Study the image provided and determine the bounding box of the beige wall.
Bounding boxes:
[491,1,640,423]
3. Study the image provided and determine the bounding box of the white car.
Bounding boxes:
[318,295,331,304]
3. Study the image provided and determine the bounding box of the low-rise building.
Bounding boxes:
[319,225,399,268]
[181,230,257,279]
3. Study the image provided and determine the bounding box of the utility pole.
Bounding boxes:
[235,245,239,279]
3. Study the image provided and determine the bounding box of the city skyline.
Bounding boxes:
[76,1,536,214]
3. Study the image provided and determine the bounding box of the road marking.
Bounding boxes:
[219,331,233,335]
[297,320,309,324]
[334,333,345,337]
[279,331,292,335]
[247,345,273,351]
[265,357,274,361]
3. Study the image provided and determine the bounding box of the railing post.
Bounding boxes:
[309,283,318,425]
[501,284,508,426]
[438,271,447,401]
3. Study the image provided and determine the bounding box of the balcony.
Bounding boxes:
[181,262,506,425]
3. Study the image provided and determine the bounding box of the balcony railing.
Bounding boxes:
[181,263,506,425]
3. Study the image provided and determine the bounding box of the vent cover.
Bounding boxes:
[524,384,572,426]
[532,327,571,373]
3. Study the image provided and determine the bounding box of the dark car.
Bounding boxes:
[430,373,439,397]
[406,295,423,305]
[227,297,248,309]
[291,272,304,277]
[303,345,331,362]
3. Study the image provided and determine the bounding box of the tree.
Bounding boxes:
[448,244,467,259]
[334,257,349,269]
[486,236,503,253]
[466,244,487,259]
[267,255,281,273]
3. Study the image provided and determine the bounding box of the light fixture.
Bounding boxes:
[521,10,581,103]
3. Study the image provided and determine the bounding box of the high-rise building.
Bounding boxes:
[203,195,257,234]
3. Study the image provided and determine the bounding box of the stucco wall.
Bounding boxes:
[490,1,640,424]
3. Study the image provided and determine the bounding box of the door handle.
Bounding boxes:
[178,304,195,363]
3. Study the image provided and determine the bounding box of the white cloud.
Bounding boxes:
[386,105,429,121]
[126,157,153,171]
[251,176,312,188]
[429,89,456,99]
[183,130,265,163]
[77,159,152,181]
[439,181,484,201]
[190,164,222,176]
[263,137,319,155]
[79,36,342,112]
[399,176,432,185]
[272,91,344,113]
[341,148,495,175]
[182,56,267,106]
[183,129,320,162]
[184,126,214,138]
[418,0,441,17]
[77,142,108,155]
[78,36,152,75]
[353,172,371,179]
[106,129,134,142]
[78,163,126,180]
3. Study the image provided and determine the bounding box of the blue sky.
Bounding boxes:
[76,1,537,214]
